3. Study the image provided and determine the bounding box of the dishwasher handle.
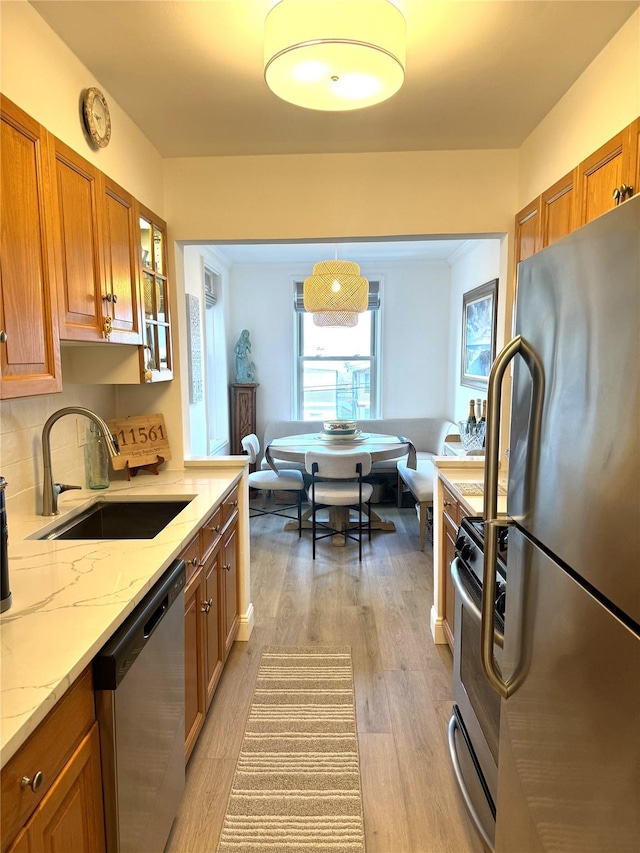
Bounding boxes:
[94,558,185,690]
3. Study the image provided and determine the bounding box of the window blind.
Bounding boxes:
[294,280,380,312]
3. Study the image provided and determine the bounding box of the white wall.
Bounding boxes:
[226,258,454,442]
[448,240,502,425]
[518,8,640,207]
[0,1,164,212]
[181,246,231,456]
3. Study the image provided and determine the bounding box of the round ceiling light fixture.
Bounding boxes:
[264,0,406,111]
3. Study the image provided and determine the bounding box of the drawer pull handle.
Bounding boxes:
[21,771,44,793]
[187,557,201,568]
[223,563,232,572]
[231,500,238,507]
[443,500,451,507]
[208,524,220,533]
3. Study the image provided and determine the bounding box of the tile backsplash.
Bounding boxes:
[0,385,116,515]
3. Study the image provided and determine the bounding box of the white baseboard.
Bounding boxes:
[430,605,447,645]
[236,602,255,641]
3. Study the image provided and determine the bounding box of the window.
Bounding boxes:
[295,282,380,421]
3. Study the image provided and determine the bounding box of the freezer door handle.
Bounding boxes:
[483,334,544,698]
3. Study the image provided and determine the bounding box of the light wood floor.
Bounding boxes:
[166,503,485,853]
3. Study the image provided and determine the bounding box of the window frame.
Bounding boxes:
[294,280,381,420]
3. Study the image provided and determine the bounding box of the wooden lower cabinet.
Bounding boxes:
[441,484,463,653]
[204,548,223,710]
[184,562,206,763]
[221,521,239,660]
[1,669,105,853]
[183,484,240,763]
[21,726,105,853]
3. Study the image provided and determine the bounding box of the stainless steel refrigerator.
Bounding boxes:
[482,195,639,852]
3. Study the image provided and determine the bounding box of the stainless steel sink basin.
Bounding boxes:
[37,499,193,540]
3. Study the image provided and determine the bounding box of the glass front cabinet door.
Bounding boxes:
[138,205,173,382]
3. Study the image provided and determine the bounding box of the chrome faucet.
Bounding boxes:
[41,407,120,516]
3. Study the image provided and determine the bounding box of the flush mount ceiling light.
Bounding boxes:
[264,0,406,111]
[303,258,369,327]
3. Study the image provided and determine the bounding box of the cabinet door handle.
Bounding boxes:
[230,500,238,508]
[200,598,213,613]
[21,771,44,793]
[0,330,7,343]
[223,564,231,572]
[102,293,119,303]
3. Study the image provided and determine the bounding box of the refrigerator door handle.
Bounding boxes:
[483,334,544,698]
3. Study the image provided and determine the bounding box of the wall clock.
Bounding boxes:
[82,87,111,148]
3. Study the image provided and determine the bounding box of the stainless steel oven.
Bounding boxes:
[447,516,507,852]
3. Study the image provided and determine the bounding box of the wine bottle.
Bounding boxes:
[479,399,487,424]
[467,399,477,426]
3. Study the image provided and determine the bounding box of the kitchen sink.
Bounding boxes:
[36,499,193,540]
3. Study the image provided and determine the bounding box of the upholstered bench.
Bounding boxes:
[396,458,436,551]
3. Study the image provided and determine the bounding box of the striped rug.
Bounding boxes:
[216,646,366,853]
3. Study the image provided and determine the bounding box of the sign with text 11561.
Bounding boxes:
[106,414,171,471]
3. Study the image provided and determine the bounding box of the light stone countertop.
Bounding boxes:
[432,455,508,516]
[0,465,245,769]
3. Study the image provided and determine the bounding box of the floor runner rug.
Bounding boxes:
[216,645,366,853]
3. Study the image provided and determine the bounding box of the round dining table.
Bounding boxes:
[264,431,417,539]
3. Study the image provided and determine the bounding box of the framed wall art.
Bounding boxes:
[460,278,498,390]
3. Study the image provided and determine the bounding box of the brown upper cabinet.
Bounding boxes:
[137,205,173,382]
[514,197,542,265]
[575,123,637,226]
[53,145,142,345]
[0,96,62,399]
[52,140,104,341]
[541,169,577,248]
[515,116,639,269]
[102,178,142,343]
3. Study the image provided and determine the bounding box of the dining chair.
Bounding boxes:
[241,434,305,536]
[304,450,373,561]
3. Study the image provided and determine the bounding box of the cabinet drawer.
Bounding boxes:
[442,485,461,526]
[181,534,202,583]
[1,668,95,852]
[200,506,222,560]
[221,486,239,525]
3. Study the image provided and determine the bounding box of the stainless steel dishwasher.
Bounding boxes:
[94,559,186,853]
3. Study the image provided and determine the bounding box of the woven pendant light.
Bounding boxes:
[312,310,359,327]
[303,259,369,328]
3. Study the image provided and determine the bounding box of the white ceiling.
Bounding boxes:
[30,0,638,159]
[28,0,637,263]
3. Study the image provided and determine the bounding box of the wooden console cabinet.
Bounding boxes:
[183,483,240,763]
[229,384,258,455]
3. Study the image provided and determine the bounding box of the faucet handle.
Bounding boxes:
[56,483,82,495]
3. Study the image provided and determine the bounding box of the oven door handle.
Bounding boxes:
[483,335,544,698]
[450,558,503,648]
